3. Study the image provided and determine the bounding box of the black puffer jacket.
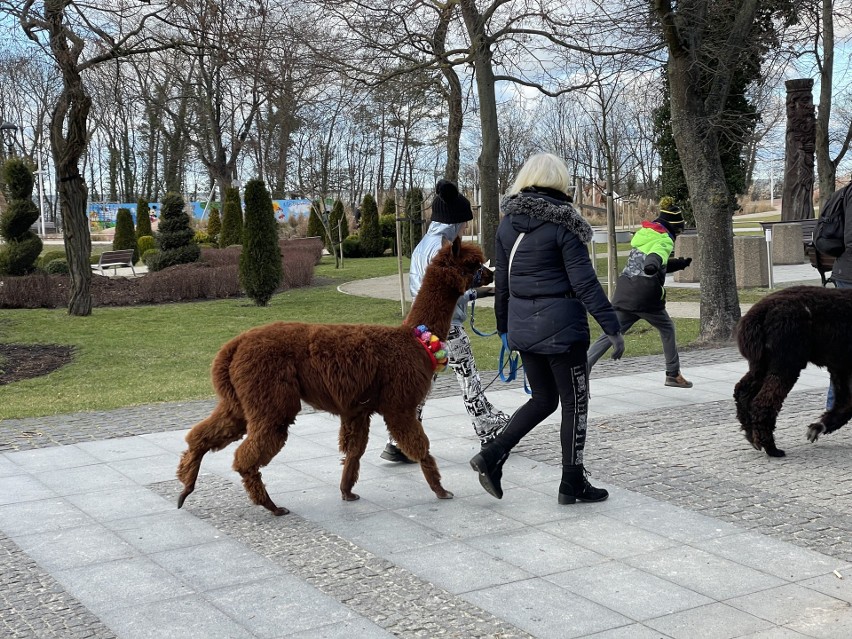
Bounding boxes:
[495,187,621,354]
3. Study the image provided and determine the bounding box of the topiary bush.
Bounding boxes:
[39,250,66,269]
[136,199,152,238]
[307,200,326,245]
[342,235,362,258]
[142,248,159,267]
[150,192,199,271]
[45,258,69,274]
[219,187,243,248]
[358,193,383,257]
[239,179,282,306]
[206,207,221,246]
[113,208,138,263]
[137,235,155,258]
[0,158,42,275]
[380,197,396,255]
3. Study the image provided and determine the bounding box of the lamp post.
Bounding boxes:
[0,121,17,159]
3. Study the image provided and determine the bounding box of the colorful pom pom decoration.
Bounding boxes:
[413,325,449,372]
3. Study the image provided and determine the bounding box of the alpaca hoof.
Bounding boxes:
[341,491,360,501]
[764,446,786,458]
[177,487,193,509]
[749,440,762,451]
[807,423,826,443]
[436,489,454,500]
[272,506,290,516]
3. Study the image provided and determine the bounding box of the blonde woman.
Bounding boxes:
[470,153,623,504]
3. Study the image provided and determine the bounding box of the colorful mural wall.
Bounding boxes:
[87,198,313,230]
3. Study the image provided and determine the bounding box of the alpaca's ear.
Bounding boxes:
[452,236,461,257]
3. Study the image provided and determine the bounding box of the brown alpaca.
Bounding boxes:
[176,238,492,515]
[734,286,852,457]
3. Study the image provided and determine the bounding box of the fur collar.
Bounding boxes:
[500,192,593,243]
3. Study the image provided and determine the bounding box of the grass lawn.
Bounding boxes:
[1,254,704,421]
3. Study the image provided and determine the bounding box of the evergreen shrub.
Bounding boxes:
[113,208,138,262]
[150,192,199,271]
[239,179,282,306]
[206,207,221,245]
[136,199,152,238]
[358,194,383,257]
[0,159,42,275]
[219,188,243,248]
[45,258,69,274]
[137,235,155,258]
[39,250,66,269]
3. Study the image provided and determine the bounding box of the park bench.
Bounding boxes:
[760,218,834,287]
[92,249,136,276]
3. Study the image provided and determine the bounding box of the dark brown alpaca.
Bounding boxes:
[734,285,852,457]
[176,238,491,515]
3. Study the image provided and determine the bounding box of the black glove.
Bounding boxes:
[643,262,659,275]
[643,254,662,275]
[666,256,692,273]
[607,332,625,360]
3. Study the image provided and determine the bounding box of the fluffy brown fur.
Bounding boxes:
[734,285,852,457]
[176,238,492,515]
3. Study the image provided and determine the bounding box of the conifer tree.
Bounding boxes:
[0,159,42,275]
[112,207,138,263]
[150,192,200,270]
[358,193,383,257]
[136,199,152,238]
[239,179,282,306]
[206,207,221,245]
[219,187,243,247]
[307,200,326,243]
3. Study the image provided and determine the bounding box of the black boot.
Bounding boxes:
[469,442,509,499]
[380,442,416,464]
[558,465,608,504]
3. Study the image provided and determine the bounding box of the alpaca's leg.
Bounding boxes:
[232,421,292,516]
[734,369,762,447]
[809,370,852,442]
[338,413,371,501]
[385,411,453,499]
[177,404,247,508]
[750,368,801,457]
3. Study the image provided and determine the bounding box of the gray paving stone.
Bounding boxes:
[204,575,352,638]
[76,437,168,463]
[52,556,194,614]
[388,540,532,594]
[150,539,283,592]
[65,486,175,522]
[0,474,56,505]
[396,496,527,540]
[726,583,851,627]
[466,527,607,575]
[0,453,23,477]
[0,497,93,536]
[644,602,774,638]
[107,452,181,486]
[4,446,101,473]
[539,512,678,560]
[320,509,448,555]
[107,510,223,554]
[34,465,136,496]
[582,625,675,639]
[276,617,395,638]
[14,524,136,571]
[96,594,253,639]
[624,546,786,600]
[604,501,743,543]
[461,577,632,639]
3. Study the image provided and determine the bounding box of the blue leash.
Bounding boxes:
[468,299,498,337]
[469,299,531,394]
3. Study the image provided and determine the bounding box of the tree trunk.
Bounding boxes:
[47,3,93,316]
[667,59,740,341]
[460,0,499,259]
[433,5,462,184]
[815,0,836,209]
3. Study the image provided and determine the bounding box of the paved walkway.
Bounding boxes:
[3,257,848,638]
[4,346,852,637]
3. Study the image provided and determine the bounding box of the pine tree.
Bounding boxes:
[0,159,42,275]
[239,179,282,306]
[380,197,396,255]
[136,199,152,238]
[359,193,383,257]
[207,207,222,246]
[329,199,349,250]
[307,200,326,243]
[113,208,138,263]
[219,187,243,248]
[150,192,200,270]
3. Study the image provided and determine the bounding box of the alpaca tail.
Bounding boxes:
[735,308,766,366]
[211,336,242,409]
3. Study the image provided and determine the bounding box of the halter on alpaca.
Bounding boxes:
[176,237,491,515]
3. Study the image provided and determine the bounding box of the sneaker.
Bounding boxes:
[379,443,417,464]
[665,373,693,388]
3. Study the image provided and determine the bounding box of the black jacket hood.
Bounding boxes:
[500,190,593,243]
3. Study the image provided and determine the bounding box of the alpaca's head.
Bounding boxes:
[429,237,492,295]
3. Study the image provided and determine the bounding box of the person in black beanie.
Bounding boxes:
[586,196,693,388]
[380,179,510,463]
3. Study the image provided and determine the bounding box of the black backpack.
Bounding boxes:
[814,184,849,257]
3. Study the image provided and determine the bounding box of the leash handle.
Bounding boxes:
[498,333,520,382]
[469,299,498,337]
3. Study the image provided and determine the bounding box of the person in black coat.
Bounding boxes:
[470,153,624,505]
